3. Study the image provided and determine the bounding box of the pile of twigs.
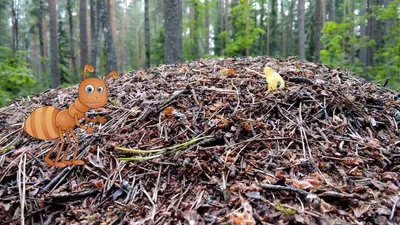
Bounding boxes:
[0,56,399,225]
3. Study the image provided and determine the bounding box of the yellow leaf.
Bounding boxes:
[264,67,285,93]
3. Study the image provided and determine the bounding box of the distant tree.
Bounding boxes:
[134,0,140,68]
[67,0,77,79]
[145,0,150,68]
[314,0,322,62]
[298,0,306,60]
[269,0,277,55]
[280,0,285,58]
[98,0,117,72]
[204,0,210,55]
[34,0,46,78]
[11,0,19,53]
[79,0,88,70]
[329,0,336,22]
[164,0,183,64]
[359,0,367,65]
[48,0,60,88]
[89,0,100,77]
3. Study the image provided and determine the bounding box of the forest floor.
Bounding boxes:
[0,56,400,225]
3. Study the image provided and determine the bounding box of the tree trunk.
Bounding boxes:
[349,0,355,63]
[245,0,249,56]
[266,9,270,55]
[219,0,224,53]
[259,0,264,55]
[36,0,45,77]
[134,0,140,68]
[360,0,367,65]
[298,0,306,60]
[98,0,117,72]
[48,0,60,88]
[109,0,117,44]
[204,0,210,55]
[154,0,158,31]
[193,1,200,59]
[24,0,30,62]
[67,0,78,79]
[329,0,336,22]
[89,0,99,77]
[321,0,325,25]
[120,7,126,72]
[11,0,19,53]
[80,0,88,70]
[367,0,377,66]
[270,0,277,55]
[280,0,285,58]
[288,0,295,55]
[314,0,322,63]
[145,0,150,68]
[224,0,229,37]
[164,0,183,64]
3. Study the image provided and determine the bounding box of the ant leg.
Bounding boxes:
[44,139,58,166]
[53,127,67,168]
[61,129,72,165]
[68,127,84,165]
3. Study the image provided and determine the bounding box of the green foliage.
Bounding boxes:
[57,14,75,85]
[151,28,165,66]
[224,0,264,56]
[0,47,37,107]
[320,0,400,90]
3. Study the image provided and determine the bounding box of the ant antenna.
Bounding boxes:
[83,64,95,80]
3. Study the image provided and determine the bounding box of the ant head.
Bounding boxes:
[78,64,118,109]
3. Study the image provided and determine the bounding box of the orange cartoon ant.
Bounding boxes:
[23,64,118,167]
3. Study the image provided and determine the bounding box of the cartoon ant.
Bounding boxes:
[23,64,118,167]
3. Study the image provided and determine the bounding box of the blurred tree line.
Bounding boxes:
[0,0,399,107]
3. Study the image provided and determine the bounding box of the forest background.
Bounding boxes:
[0,0,399,107]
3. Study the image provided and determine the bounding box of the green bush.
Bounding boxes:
[0,47,37,107]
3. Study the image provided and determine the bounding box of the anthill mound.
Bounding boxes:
[1,56,400,225]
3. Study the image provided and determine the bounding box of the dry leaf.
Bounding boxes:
[229,198,256,225]
[321,199,335,213]
[94,180,103,190]
[351,203,370,218]
[220,68,236,76]
[291,179,314,190]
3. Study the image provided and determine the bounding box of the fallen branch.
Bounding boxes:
[46,189,100,201]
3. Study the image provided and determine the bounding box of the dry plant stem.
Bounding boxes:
[389,196,399,221]
[39,167,72,194]
[48,189,100,201]
[17,153,27,225]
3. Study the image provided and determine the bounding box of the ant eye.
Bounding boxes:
[85,85,94,93]
[97,87,104,92]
